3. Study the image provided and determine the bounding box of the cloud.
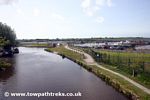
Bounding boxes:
[95,16,104,23]
[96,0,113,7]
[33,8,40,17]
[16,8,24,15]
[16,8,29,20]
[52,13,65,21]
[0,0,18,5]
[96,0,105,6]
[81,0,94,16]
[107,0,113,7]
[81,0,113,16]
[81,0,114,23]
[81,0,91,8]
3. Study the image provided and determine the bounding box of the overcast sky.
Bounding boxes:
[0,0,150,39]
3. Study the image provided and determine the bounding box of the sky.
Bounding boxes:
[0,0,150,39]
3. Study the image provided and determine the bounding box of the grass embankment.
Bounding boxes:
[0,59,11,70]
[45,46,84,62]
[45,46,150,100]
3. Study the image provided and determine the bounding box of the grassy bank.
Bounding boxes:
[45,46,150,100]
[45,46,85,62]
[0,59,11,70]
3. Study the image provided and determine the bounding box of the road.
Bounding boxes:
[65,45,150,95]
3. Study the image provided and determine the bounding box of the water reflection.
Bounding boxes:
[0,58,15,82]
[0,67,14,82]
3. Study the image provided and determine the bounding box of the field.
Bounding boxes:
[95,50,150,72]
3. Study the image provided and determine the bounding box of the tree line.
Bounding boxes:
[0,22,17,49]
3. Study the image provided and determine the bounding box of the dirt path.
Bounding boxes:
[65,45,150,95]
[65,45,95,64]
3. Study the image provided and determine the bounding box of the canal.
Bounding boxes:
[0,47,128,100]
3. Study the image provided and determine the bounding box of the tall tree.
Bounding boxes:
[0,22,16,48]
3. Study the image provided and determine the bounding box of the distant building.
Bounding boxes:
[135,45,150,50]
[74,40,132,50]
[48,43,61,47]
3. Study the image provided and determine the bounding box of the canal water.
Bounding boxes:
[0,47,128,100]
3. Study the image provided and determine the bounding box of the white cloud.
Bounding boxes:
[52,13,65,21]
[81,0,114,23]
[81,0,114,16]
[81,0,94,16]
[84,8,94,16]
[33,8,40,17]
[0,0,18,5]
[81,0,91,8]
[16,8,24,15]
[16,8,29,20]
[96,0,105,6]
[95,16,104,23]
[107,0,113,7]
[96,0,113,7]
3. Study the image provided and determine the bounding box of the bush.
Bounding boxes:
[0,60,11,69]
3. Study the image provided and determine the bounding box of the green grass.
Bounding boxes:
[45,46,150,100]
[0,59,11,69]
[96,49,150,63]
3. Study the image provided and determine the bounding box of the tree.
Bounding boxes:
[0,22,16,48]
